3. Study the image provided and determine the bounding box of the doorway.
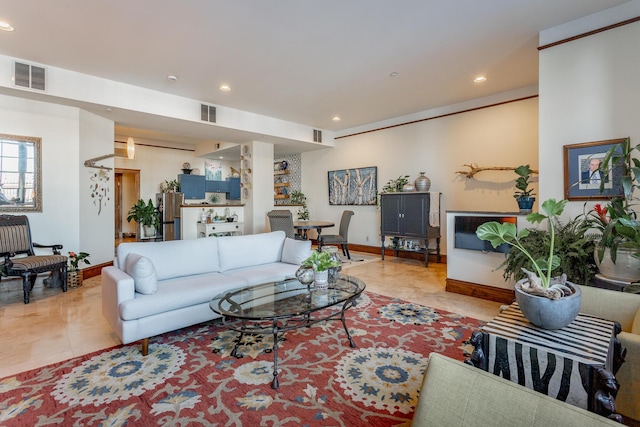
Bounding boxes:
[115,168,140,245]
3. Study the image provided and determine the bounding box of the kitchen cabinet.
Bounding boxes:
[227,177,241,200]
[197,222,243,237]
[205,180,230,193]
[179,174,205,199]
[380,192,441,267]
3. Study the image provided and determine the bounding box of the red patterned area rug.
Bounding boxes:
[0,291,483,426]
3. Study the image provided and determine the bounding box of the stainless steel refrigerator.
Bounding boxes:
[156,192,183,241]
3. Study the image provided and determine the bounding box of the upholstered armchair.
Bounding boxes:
[577,284,640,420]
[0,214,67,303]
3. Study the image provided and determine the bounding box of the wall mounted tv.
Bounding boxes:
[454,216,517,253]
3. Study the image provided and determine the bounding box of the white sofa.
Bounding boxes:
[102,231,311,355]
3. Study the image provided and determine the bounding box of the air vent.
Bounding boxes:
[14,62,46,91]
[313,129,322,143]
[200,104,216,123]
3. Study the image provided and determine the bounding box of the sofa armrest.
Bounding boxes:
[613,331,640,420]
[101,266,135,331]
[577,285,640,332]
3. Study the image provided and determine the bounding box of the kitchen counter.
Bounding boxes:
[181,203,245,208]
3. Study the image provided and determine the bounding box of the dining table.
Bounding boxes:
[293,220,334,249]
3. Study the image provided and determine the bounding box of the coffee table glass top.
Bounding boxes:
[210,275,366,320]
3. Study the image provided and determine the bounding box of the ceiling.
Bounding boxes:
[0,0,631,156]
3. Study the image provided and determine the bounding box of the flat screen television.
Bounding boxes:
[454,216,517,253]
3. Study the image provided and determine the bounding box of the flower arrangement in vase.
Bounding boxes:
[67,251,91,288]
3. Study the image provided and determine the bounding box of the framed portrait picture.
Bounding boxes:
[563,138,626,201]
[328,166,377,205]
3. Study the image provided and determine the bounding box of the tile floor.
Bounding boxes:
[0,254,501,379]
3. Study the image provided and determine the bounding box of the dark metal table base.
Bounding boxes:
[223,295,359,389]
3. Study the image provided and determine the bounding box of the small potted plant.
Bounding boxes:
[68,251,90,288]
[290,191,309,220]
[127,199,160,238]
[514,165,536,213]
[476,198,582,329]
[301,250,342,288]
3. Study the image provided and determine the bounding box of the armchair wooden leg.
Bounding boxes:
[141,338,149,356]
[22,274,30,304]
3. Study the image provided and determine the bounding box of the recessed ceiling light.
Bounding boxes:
[474,76,487,83]
[219,156,224,159]
[167,75,178,81]
[332,116,341,122]
[0,21,14,32]
[219,84,231,92]
[389,72,399,77]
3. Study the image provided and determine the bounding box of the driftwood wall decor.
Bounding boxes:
[456,164,539,179]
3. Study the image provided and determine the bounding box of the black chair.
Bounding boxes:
[321,210,354,259]
[267,210,302,240]
[0,214,67,304]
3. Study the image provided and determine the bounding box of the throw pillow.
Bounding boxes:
[281,238,312,265]
[124,253,158,295]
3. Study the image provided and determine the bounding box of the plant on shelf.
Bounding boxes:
[290,190,309,220]
[160,179,179,193]
[476,198,583,330]
[301,250,341,272]
[513,165,536,213]
[68,251,91,271]
[381,175,410,193]
[127,199,160,237]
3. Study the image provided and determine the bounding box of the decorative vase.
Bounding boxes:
[314,270,329,289]
[295,265,315,285]
[414,172,431,192]
[402,183,415,192]
[325,246,342,282]
[595,247,640,282]
[67,270,83,288]
[516,197,535,214]
[143,225,156,238]
[514,280,581,330]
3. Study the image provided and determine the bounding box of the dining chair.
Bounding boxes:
[267,210,300,240]
[321,210,354,259]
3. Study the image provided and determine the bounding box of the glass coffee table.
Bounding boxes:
[210,275,366,389]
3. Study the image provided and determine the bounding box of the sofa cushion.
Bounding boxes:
[119,272,247,320]
[218,231,286,272]
[281,238,311,265]
[117,237,220,280]
[124,253,157,295]
[222,262,299,285]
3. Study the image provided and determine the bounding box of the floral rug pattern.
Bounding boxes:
[0,291,482,426]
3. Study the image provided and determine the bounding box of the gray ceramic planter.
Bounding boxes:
[514,280,582,330]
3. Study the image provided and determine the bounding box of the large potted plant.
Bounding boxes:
[127,199,160,238]
[476,198,582,329]
[588,137,640,282]
[513,164,536,213]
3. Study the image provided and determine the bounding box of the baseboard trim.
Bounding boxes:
[82,261,113,280]
[445,278,514,304]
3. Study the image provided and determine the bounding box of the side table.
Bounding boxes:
[466,303,626,422]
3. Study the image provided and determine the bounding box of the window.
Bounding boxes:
[0,134,41,212]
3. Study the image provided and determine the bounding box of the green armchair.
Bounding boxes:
[577,284,640,421]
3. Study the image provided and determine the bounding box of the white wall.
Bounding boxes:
[302,94,539,253]
[79,110,114,264]
[0,94,80,252]
[539,17,640,219]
